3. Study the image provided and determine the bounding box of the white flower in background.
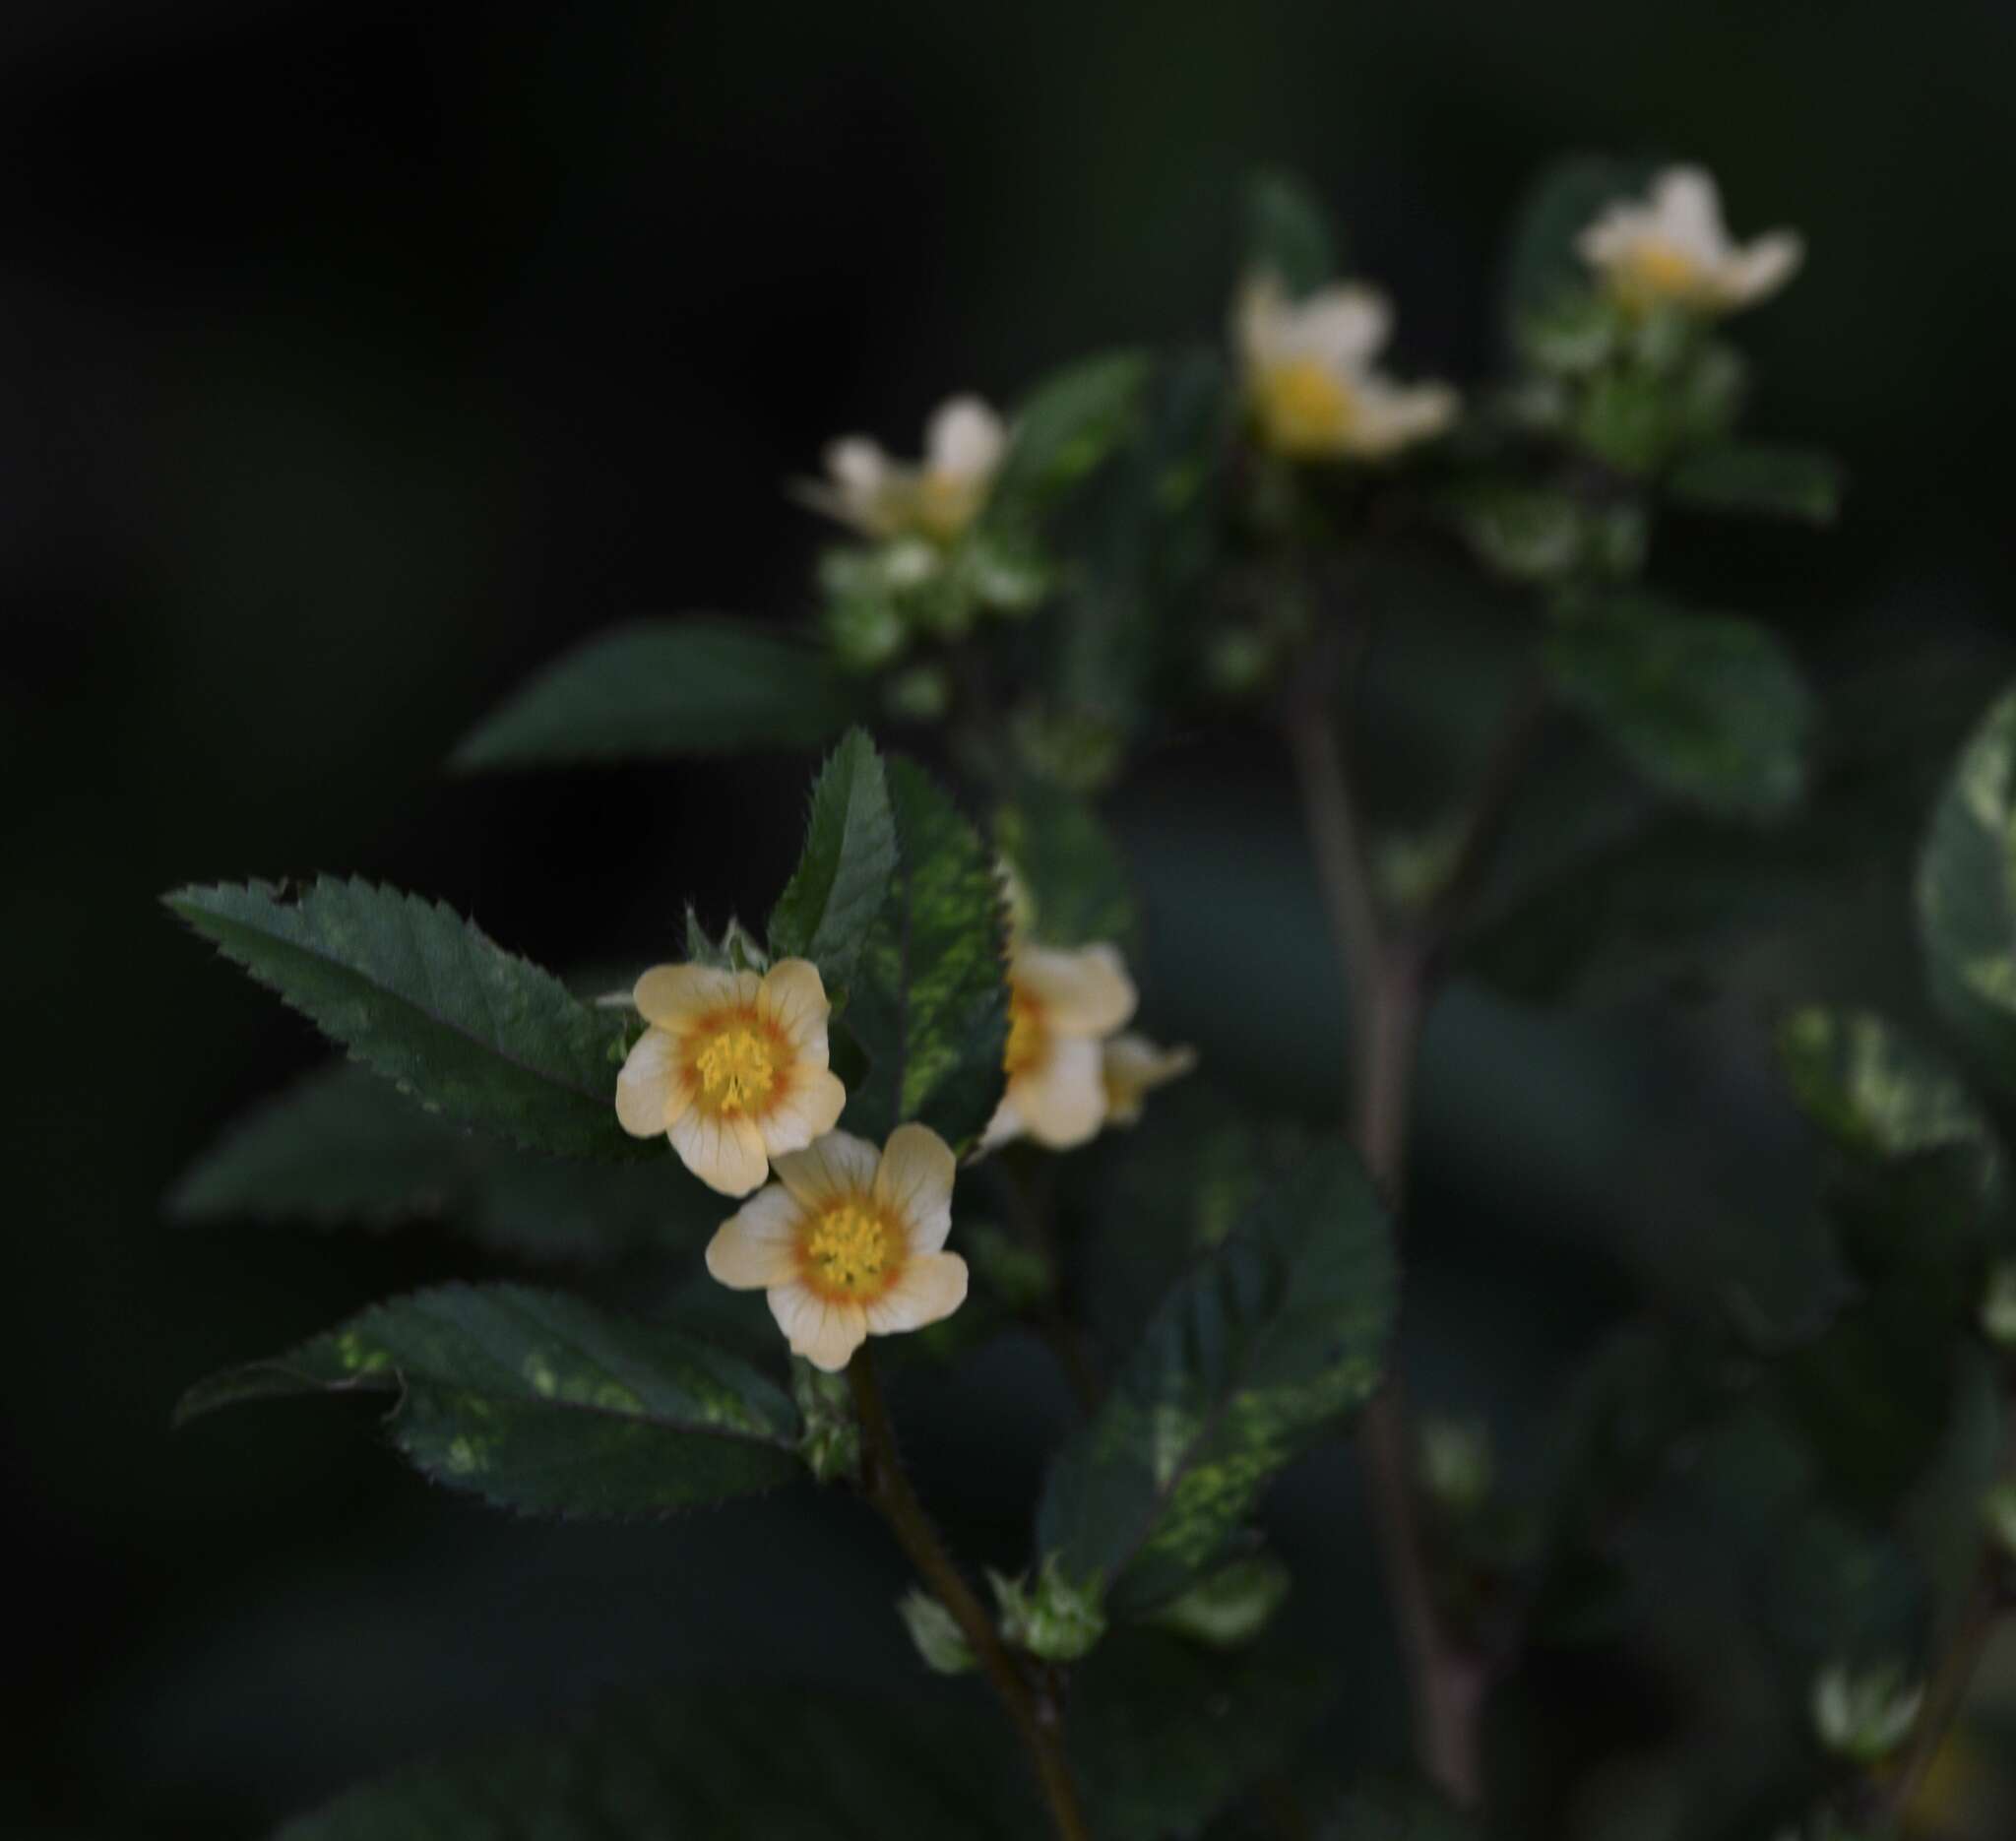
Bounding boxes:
[983,943,1139,1150]
[1100,1033,1197,1126]
[803,395,1008,542]
[1577,165,1803,314]
[705,1125,969,1371]
[1235,272,1460,461]
[614,959,848,1197]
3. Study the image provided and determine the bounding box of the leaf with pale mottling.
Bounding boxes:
[842,759,1011,1150]
[165,877,646,1161]
[1039,1139,1395,1614]
[178,1284,800,1517]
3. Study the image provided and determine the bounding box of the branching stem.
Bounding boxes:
[849,1349,1092,1841]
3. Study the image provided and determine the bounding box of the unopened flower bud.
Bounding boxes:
[898,1589,976,1676]
[1419,1416,1494,1517]
[791,1359,860,1485]
[1149,1551,1291,1649]
[1811,1659,1922,1763]
[990,1555,1105,1663]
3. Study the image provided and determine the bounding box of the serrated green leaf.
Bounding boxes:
[178,1283,801,1517]
[1039,1140,1395,1615]
[273,1682,1034,1840]
[1503,154,1657,330]
[452,617,857,770]
[986,350,1151,524]
[995,782,1138,951]
[1669,442,1844,524]
[1920,684,2016,1108]
[1544,597,1813,819]
[1244,168,1339,296]
[842,758,1011,1150]
[166,877,647,1161]
[766,728,897,992]
[171,1061,719,1262]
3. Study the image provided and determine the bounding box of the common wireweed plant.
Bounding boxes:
[168,161,2016,1840]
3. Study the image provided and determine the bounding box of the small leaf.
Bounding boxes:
[1244,168,1340,296]
[986,350,1150,523]
[452,617,857,770]
[995,782,1138,951]
[1669,442,1845,524]
[170,1061,718,1262]
[1503,154,1657,330]
[178,1284,801,1517]
[766,729,897,994]
[1544,596,1813,819]
[843,760,1011,1150]
[165,877,646,1161]
[1039,1139,1396,1614]
[273,1682,1033,1840]
[1920,684,2016,1107]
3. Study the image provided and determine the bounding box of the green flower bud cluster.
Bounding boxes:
[989,1555,1106,1663]
[1147,1549,1292,1650]
[790,1359,860,1486]
[819,529,1050,684]
[1809,1659,1923,1764]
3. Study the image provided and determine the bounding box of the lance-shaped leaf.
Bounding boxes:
[842,759,1011,1150]
[995,781,1139,952]
[766,729,897,993]
[178,1284,801,1517]
[274,1683,1034,1840]
[171,1061,717,1262]
[985,350,1150,524]
[165,877,646,1161]
[1544,596,1813,820]
[1244,167,1340,297]
[1921,685,2016,1106]
[1669,442,1844,525]
[1039,1140,1396,1615]
[452,617,857,770]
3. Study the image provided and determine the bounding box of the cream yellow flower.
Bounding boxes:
[615,959,847,1197]
[983,943,1138,1150]
[803,394,1007,542]
[705,1125,970,1370]
[1236,271,1460,461]
[1101,1033,1198,1126]
[1576,165,1802,314]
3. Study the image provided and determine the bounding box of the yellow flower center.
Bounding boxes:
[910,470,982,542]
[802,1201,899,1297]
[1610,239,1706,309]
[1005,989,1049,1078]
[693,1016,781,1114]
[1252,357,1360,457]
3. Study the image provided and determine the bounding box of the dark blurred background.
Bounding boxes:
[6,2,2015,1834]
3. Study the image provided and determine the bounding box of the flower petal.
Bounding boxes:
[1235,270,1292,368]
[1016,943,1137,1038]
[865,1252,969,1336]
[873,1122,957,1254]
[758,958,832,1059]
[1012,1034,1107,1149]
[1651,164,1728,256]
[979,1093,1025,1152]
[1727,229,1803,305]
[1349,377,1461,456]
[769,1281,868,1372]
[925,395,1006,483]
[1102,1034,1199,1125]
[668,1107,770,1197]
[759,1067,849,1160]
[706,1185,805,1290]
[615,1027,687,1137]
[772,1129,880,1209]
[634,964,757,1031]
[1291,283,1392,371]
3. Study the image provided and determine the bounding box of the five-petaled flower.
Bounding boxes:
[615,959,847,1197]
[706,1125,970,1371]
[1101,1033,1198,1127]
[984,943,1140,1150]
[802,395,1008,543]
[1577,165,1802,315]
[1236,271,1460,461]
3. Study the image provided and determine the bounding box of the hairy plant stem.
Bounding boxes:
[1284,667,1544,1809]
[1876,1562,2008,1821]
[849,1349,1092,1841]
